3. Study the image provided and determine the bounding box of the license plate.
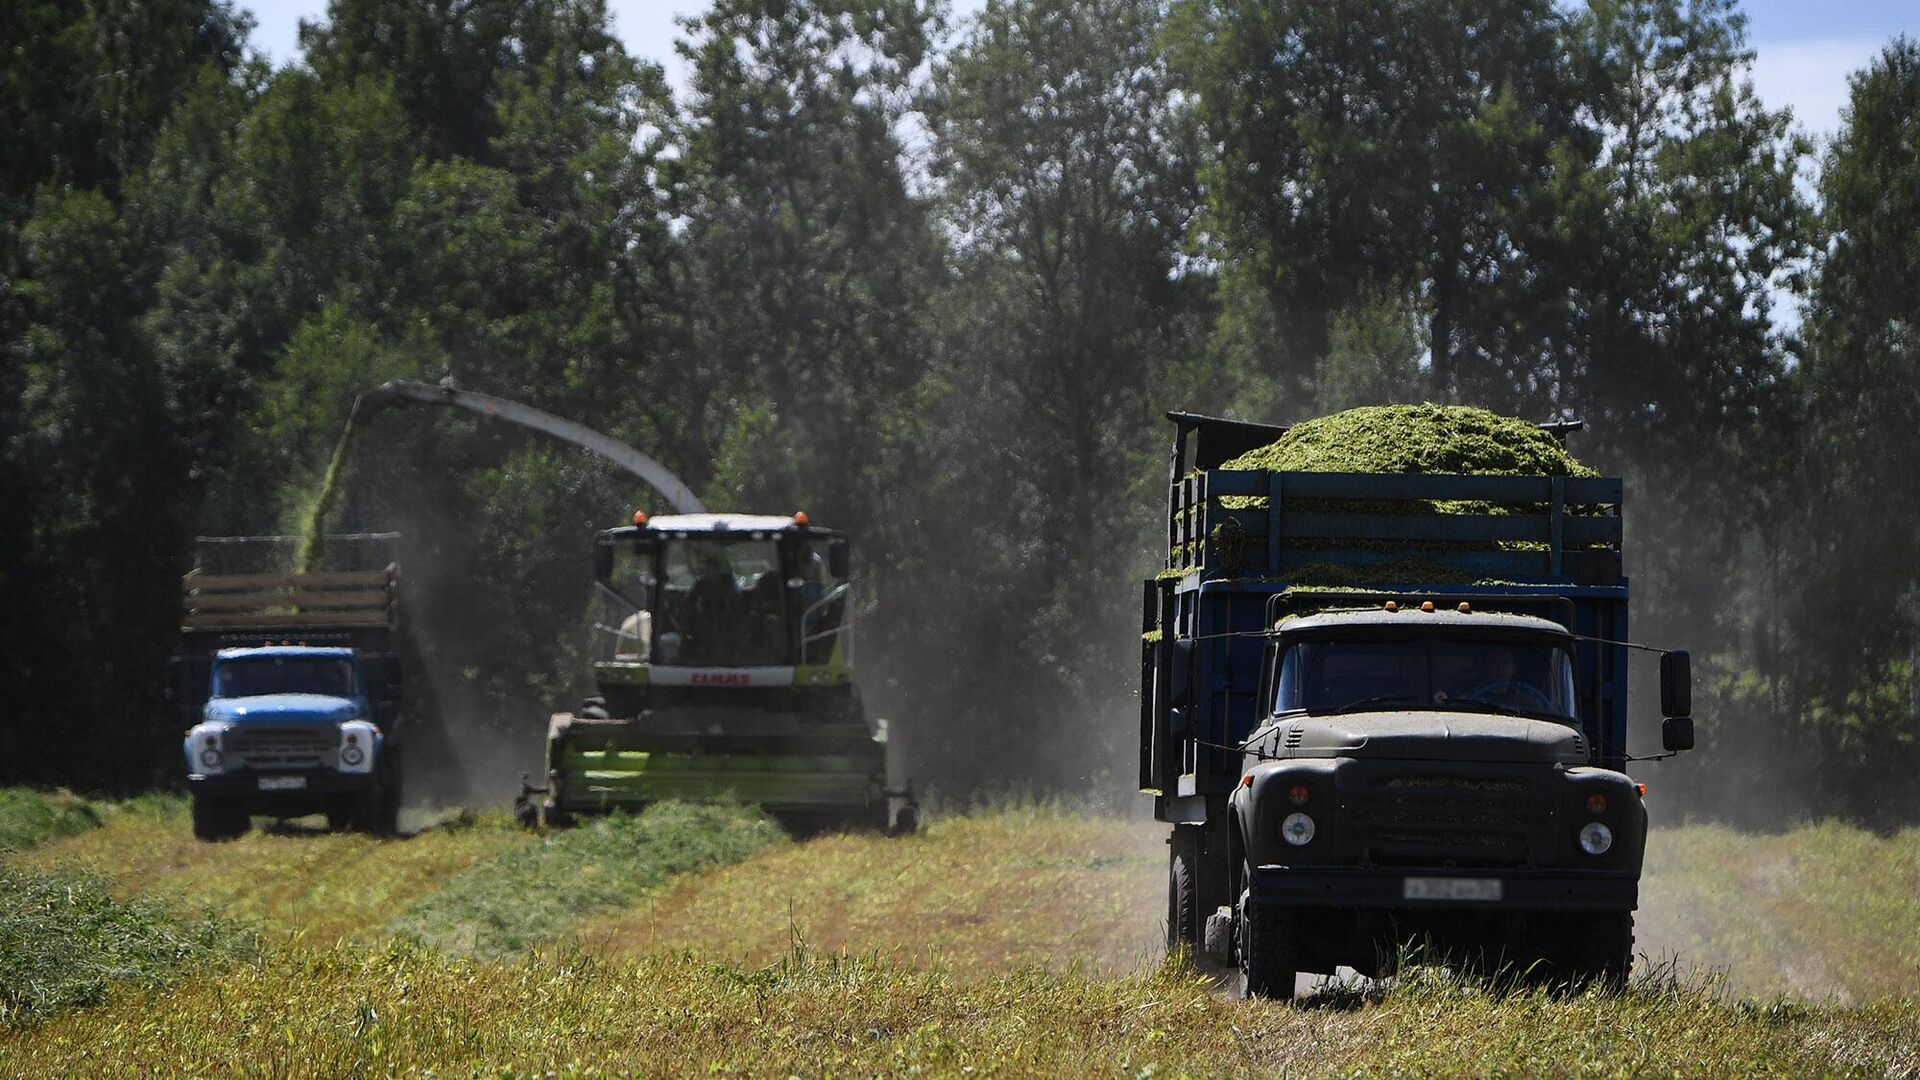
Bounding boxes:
[257,775,307,791]
[1403,877,1502,902]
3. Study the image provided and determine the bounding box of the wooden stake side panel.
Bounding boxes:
[180,567,395,630]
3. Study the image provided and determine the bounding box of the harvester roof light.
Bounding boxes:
[1384,601,1399,612]
[1420,601,1436,613]
[1458,602,1473,613]
[794,510,810,526]
[632,510,649,526]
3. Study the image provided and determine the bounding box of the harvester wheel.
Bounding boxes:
[889,804,919,837]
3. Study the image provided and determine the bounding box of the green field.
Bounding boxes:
[3,788,1918,1075]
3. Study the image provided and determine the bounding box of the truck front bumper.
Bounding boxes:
[187,771,375,796]
[1250,865,1638,911]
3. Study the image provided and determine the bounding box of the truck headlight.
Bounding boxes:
[199,748,223,769]
[1281,812,1316,846]
[340,745,364,766]
[1578,821,1614,855]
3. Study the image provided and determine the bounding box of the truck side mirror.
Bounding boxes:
[1660,650,1691,718]
[828,539,849,580]
[1662,715,1695,753]
[592,538,614,582]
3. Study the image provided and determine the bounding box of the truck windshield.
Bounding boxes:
[1275,638,1578,721]
[214,657,356,698]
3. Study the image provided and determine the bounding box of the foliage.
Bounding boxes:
[0,0,1911,826]
[388,801,783,960]
[0,861,245,1025]
[0,789,106,851]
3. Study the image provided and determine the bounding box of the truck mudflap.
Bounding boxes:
[1249,865,1638,911]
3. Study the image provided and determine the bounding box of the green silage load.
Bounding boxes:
[1196,404,1603,586]
[1219,403,1595,478]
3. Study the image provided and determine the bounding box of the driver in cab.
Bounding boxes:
[1442,645,1542,710]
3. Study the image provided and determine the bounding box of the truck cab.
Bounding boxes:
[184,646,396,839]
[1222,606,1678,993]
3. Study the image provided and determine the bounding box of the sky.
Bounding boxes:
[242,0,1911,138]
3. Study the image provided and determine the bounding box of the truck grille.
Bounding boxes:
[1351,774,1554,868]
[226,726,337,769]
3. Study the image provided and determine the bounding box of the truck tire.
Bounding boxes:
[349,754,401,837]
[1167,828,1202,957]
[1238,868,1298,1000]
[1571,910,1634,992]
[191,794,247,841]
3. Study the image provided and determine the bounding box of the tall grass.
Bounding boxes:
[0,862,247,1025]
[4,939,1915,1076]
[389,801,784,960]
[16,799,533,943]
[0,788,107,850]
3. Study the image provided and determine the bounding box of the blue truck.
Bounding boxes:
[1142,413,1697,996]
[171,535,403,841]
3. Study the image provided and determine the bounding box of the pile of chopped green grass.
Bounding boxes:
[1220,403,1596,478]
[0,788,106,851]
[0,862,248,1025]
[387,801,783,961]
[1191,405,1603,585]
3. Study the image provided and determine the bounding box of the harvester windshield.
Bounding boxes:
[1274,638,1577,721]
[592,526,850,668]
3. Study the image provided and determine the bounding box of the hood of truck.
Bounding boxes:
[203,694,364,726]
[1283,710,1584,764]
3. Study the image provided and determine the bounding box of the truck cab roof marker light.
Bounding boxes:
[1383,600,1399,612]
[1457,602,1473,613]
[794,510,810,526]
[632,510,648,526]
[1636,783,1649,797]
[1420,601,1435,612]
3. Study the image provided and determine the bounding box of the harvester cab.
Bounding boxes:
[522,512,916,836]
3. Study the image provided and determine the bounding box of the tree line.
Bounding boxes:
[3,0,1915,824]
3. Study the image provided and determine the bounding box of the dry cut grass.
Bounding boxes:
[574,802,1167,978]
[17,799,534,944]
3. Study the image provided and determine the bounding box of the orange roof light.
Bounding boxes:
[1458,602,1473,613]
[632,510,649,526]
[1420,601,1436,613]
[1636,783,1649,797]
[793,510,810,526]
[1384,600,1400,612]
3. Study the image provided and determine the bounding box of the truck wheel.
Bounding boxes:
[326,802,351,832]
[1238,868,1298,1000]
[191,794,247,841]
[1167,828,1202,957]
[1572,910,1634,992]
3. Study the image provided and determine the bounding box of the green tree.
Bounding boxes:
[914,0,1209,783]
[1779,38,1920,819]
[669,0,941,530]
